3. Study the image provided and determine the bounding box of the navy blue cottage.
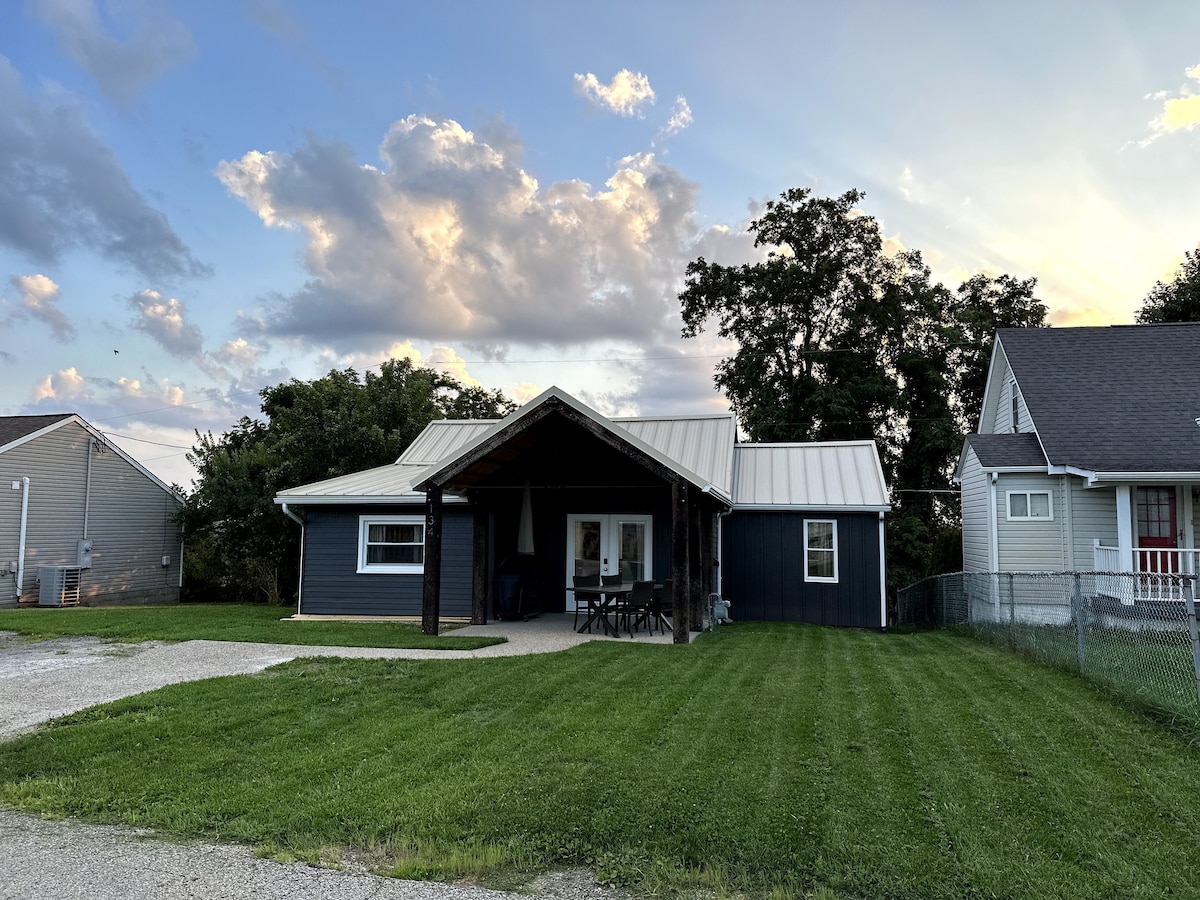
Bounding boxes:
[276,387,890,638]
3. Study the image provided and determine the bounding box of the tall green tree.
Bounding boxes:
[680,189,896,446]
[680,187,1048,593]
[950,273,1046,432]
[1136,248,1200,324]
[181,359,515,603]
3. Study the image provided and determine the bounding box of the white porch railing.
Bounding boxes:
[1094,542,1200,603]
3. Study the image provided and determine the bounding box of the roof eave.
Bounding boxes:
[273,494,468,505]
[1087,471,1200,485]
[732,503,892,513]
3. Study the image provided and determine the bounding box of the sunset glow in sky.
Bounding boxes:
[2,1,1199,487]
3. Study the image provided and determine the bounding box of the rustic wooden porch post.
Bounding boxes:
[689,487,704,629]
[671,479,691,644]
[471,506,488,625]
[422,485,443,636]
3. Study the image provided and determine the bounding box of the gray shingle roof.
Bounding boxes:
[965,433,1047,468]
[999,324,1200,473]
[0,414,72,451]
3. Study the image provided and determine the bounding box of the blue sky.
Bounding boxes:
[2,0,1198,487]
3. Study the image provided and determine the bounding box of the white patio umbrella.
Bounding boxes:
[517,481,535,555]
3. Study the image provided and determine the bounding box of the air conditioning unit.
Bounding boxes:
[37,566,82,607]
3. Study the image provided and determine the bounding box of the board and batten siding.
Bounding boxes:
[959,446,991,572]
[995,473,1067,571]
[721,510,882,628]
[0,422,181,607]
[299,505,473,617]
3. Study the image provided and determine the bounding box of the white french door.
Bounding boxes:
[565,513,653,610]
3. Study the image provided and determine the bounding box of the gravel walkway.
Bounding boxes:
[0,617,664,899]
[0,809,627,900]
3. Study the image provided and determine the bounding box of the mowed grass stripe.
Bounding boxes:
[5,624,1200,898]
[0,603,503,649]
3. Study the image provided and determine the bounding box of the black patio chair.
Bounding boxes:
[572,573,600,631]
[600,574,625,633]
[626,580,657,634]
[652,580,673,633]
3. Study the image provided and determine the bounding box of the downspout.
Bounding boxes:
[282,503,305,614]
[16,477,29,598]
[988,472,1000,573]
[83,438,95,538]
[715,505,733,598]
[878,511,887,630]
[989,471,1001,612]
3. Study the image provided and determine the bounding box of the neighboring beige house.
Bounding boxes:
[0,414,183,608]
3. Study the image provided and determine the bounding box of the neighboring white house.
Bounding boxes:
[954,323,1200,602]
[0,414,183,608]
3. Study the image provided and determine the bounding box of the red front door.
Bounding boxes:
[1137,486,1178,573]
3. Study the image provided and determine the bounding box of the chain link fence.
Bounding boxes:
[897,571,1200,726]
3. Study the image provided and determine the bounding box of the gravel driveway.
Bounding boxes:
[0,622,656,899]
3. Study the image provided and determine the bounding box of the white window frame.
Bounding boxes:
[803,519,839,584]
[1005,491,1053,522]
[357,515,425,574]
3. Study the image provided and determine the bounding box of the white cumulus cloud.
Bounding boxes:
[32,366,92,403]
[655,96,693,145]
[574,69,656,117]
[7,273,75,341]
[1142,62,1200,143]
[218,115,742,354]
[128,289,204,360]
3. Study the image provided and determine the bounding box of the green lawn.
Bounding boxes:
[0,603,503,650]
[3,624,1200,899]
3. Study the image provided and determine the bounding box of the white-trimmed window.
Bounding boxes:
[803,519,838,583]
[357,515,425,574]
[1006,491,1052,521]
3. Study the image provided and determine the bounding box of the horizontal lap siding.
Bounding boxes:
[300,505,473,616]
[0,423,181,607]
[1071,482,1116,569]
[960,448,990,572]
[996,473,1066,571]
[721,511,882,628]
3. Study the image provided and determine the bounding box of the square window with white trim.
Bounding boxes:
[1006,491,1052,521]
[358,515,425,574]
[804,519,838,583]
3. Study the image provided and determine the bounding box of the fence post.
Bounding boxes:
[1008,573,1015,624]
[1182,576,1200,704]
[1072,573,1086,674]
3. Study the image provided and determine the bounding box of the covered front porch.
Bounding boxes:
[1092,482,1200,602]
[415,392,729,642]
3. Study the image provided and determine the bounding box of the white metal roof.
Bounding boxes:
[397,420,496,467]
[275,462,431,503]
[614,414,736,498]
[275,388,889,512]
[731,441,891,511]
[411,387,735,502]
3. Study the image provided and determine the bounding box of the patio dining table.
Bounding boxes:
[573,583,664,637]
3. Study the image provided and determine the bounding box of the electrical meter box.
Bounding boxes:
[77,539,94,568]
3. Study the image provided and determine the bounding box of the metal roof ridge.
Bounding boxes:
[734,439,879,448]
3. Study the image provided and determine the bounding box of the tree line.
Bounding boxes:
[180,359,514,603]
